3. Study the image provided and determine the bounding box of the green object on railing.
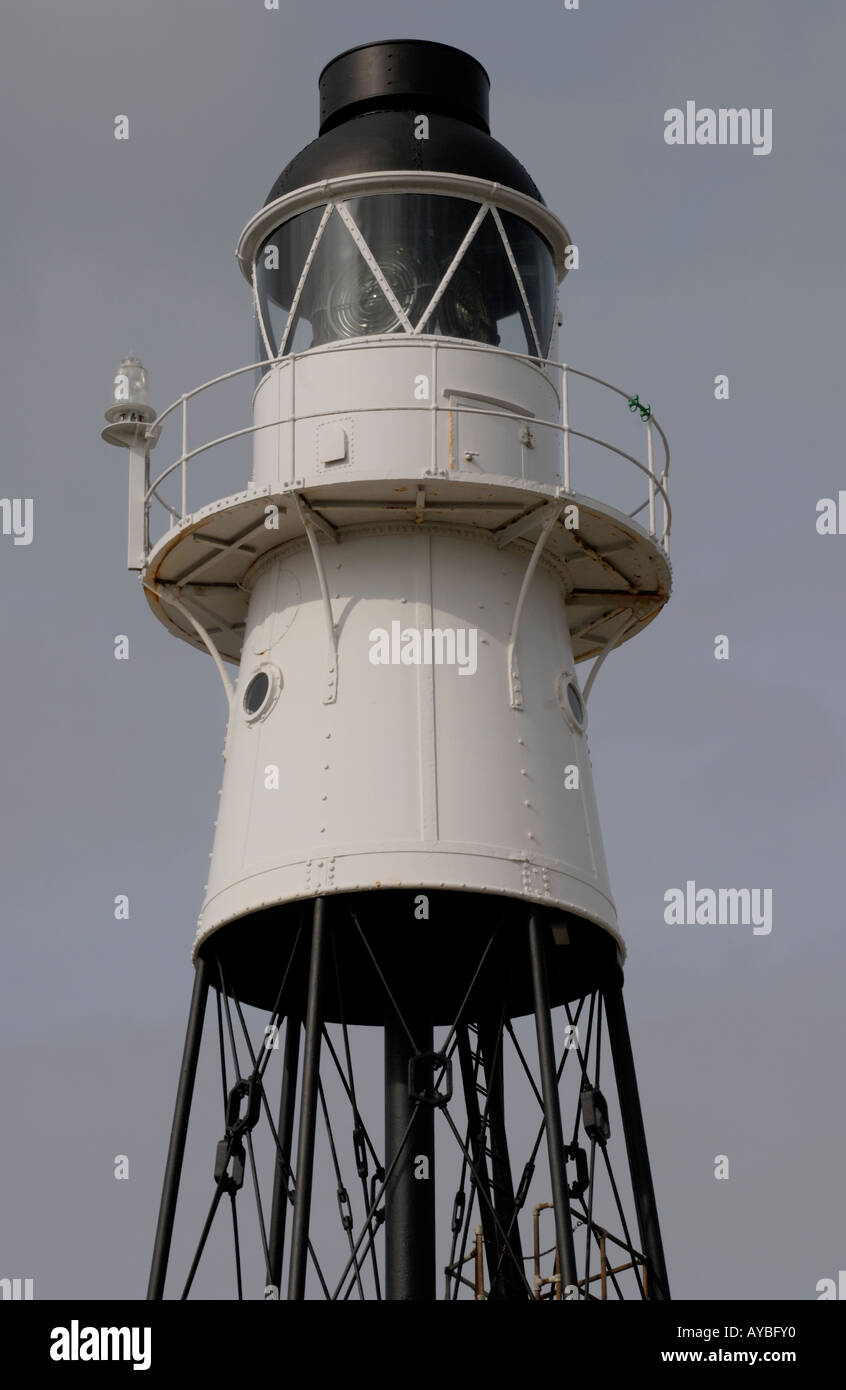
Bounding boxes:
[627,393,652,422]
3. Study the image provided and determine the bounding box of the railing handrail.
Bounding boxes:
[147,343,668,446]
[145,406,671,531]
[140,341,672,554]
[150,358,277,432]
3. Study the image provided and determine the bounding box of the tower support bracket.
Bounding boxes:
[506,502,563,709]
[144,581,235,707]
[294,494,339,704]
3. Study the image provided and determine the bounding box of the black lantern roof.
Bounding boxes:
[264,40,545,207]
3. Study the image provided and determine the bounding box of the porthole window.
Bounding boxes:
[556,671,586,732]
[244,671,269,714]
[566,682,584,726]
[242,664,282,723]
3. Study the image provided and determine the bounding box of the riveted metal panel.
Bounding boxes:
[253,340,562,493]
[198,525,618,951]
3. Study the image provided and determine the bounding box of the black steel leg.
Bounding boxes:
[267,1017,301,1294]
[147,955,211,1299]
[456,1025,502,1292]
[528,913,578,1296]
[286,899,327,1300]
[478,1018,525,1299]
[602,980,670,1300]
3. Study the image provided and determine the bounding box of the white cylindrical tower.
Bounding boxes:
[128,42,670,1016]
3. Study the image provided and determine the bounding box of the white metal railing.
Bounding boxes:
[138,341,671,562]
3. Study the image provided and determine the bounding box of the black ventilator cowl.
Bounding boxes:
[265,39,544,206]
[318,39,490,134]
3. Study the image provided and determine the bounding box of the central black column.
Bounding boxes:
[384,1015,436,1300]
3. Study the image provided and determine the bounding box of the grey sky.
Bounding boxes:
[1,0,844,1299]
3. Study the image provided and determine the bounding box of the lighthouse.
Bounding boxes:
[104,39,672,1301]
